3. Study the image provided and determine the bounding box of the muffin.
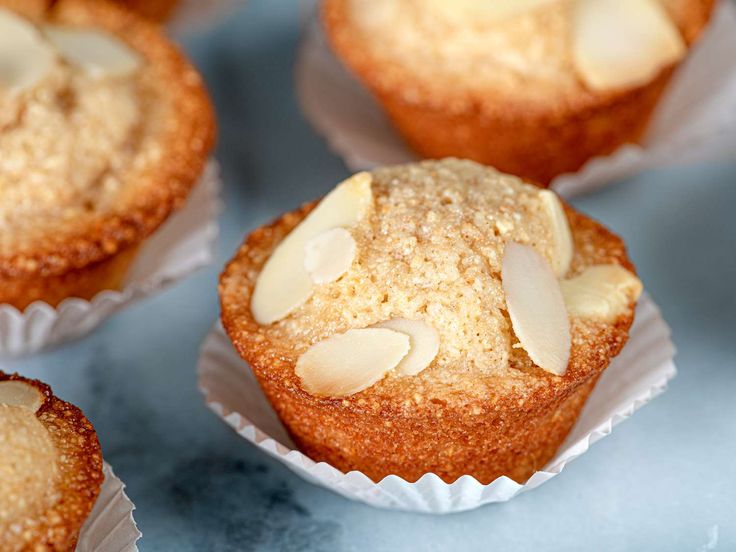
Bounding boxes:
[322,0,715,184]
[0,0,215,310]
[220,159,643,484]
[0,372,103,551]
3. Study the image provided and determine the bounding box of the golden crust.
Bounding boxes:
[0,246,139,311]
[0,0,215,297]
[322,0,716,184]
[373,69,675,186]
[0,0,51,17]
[0,372,103,551]
[110,0,180,22]
[219,176,638,484]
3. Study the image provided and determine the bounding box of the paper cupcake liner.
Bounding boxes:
[295,0,736,197]
[198,293,676,513]
[76,463,141,552]
[0,161,221,357]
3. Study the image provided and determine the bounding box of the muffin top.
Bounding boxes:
[0,15,146,236]
[268,162,564,388]
[323,0,714,113]
[0,373,103,551]
[0,0,214,276]
[221,159,641,410]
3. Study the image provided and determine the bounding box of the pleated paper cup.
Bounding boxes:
[76,463,141,552]
[198,293,676,514]
[0,161,221,357]
[295,0,736,197]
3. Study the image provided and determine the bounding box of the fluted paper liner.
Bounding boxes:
[76,463,141,552]
[295,0,736,197]
[0,161,221,357]
[198,293,676,513]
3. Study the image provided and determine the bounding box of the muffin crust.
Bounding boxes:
[111,0,180,22]
[220,160,638,483]
[0,373,103,551]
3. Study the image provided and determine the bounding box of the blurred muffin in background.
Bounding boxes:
[0,0,215,310]
[322,0,716,184]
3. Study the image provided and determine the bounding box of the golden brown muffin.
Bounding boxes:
[110,0,181,22]
[322,0,715,184]
[0,372,103,551]
[0,0,215,310]
[220,159,642,484]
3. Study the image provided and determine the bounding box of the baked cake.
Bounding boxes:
[322,0,715,184]
[0,0,215,309]
[220,159,643,484]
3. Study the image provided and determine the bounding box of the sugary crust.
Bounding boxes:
[322,0,716,184]
[220,186,638,483]
[0,372,103,551]
[0,0,215,281]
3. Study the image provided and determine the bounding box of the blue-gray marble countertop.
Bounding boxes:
[5,1,735,550]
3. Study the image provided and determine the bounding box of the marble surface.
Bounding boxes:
[4,1,735,550]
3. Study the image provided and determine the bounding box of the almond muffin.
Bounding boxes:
[322,0,715,184]
[0,0,215,310]
[0,372,103,551]
[220,159,643,484]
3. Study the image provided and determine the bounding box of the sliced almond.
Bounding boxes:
[427,0,553,24]
[372,318,439,376]
[0,8,56,95]
[561,264,642,321]
[43,25,142,78]
[572,0,685,91]
[251,172,373,325]
[539,190,574,277]
[304,227,356,285]
[0,380,44,413]
[296,328,410,398]
[502,242,571,375]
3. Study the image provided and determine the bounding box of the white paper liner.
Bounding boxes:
[295,0,736,197]
[0,161,221,357]
[198,293,676,513]
[76,463,141,552]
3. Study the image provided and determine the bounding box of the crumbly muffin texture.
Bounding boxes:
[0,15,165,246]
[338,0,701,107]
[256,159,629,402]
[0,404,60,536]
